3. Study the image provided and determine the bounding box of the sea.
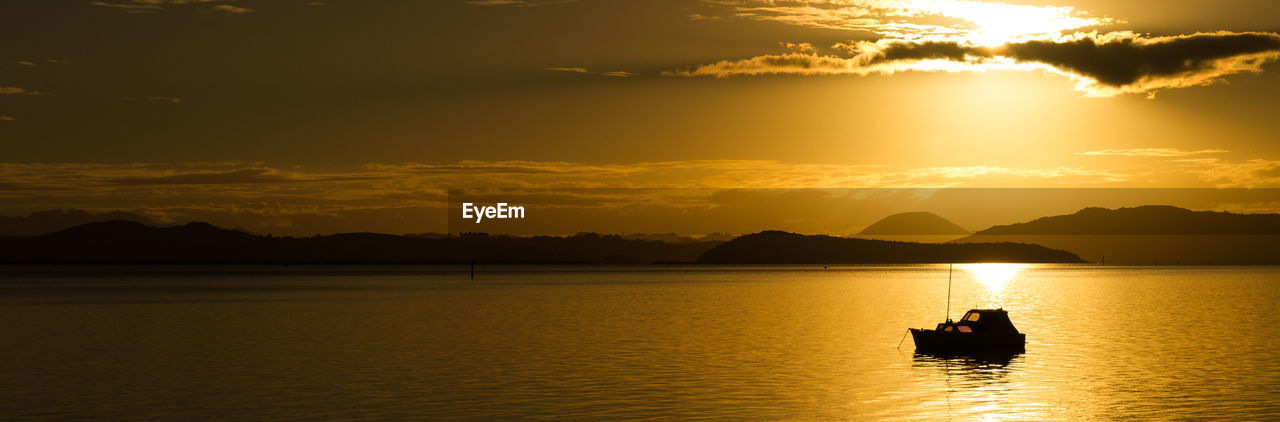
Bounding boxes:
[1,264,1277,420]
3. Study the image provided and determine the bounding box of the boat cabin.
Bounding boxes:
[936,309,1021,336]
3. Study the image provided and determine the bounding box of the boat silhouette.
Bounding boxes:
[910,308,1026,352]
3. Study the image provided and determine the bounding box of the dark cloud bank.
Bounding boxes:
[681,31,1280,96]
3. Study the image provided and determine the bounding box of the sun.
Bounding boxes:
[928,0,1106,46]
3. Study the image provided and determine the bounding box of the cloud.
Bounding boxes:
[125,96,182,103]
[546,67,637,78]
[90,1,163,13]
[1004,31,1280,95]
[108,168,290,185]
[545,67,591,74]
[1079,148,1230,157]
[212,4,252,14]
[465,0,576,6]
[0,159,1130,199]
[0,86,53,96]
[1175,158,1280,188]
[780,42,817,54]
[670,31,1280,96]
[92,0,252,14]
[0,116,14,122]
[16,60,36,67]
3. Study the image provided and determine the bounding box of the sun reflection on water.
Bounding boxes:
[960,263,1025,292]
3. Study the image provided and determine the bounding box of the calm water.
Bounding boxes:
[1,265,1277,420]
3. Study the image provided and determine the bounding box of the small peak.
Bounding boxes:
[180,221,221,230]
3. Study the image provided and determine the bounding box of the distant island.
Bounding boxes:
[858,211,970,235]
[0,221,720,265]
[0,209,156,237]
[697,230,1083,264]
[958,205,1280,264]
[975,205,1280,235]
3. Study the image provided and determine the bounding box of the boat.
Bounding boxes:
[910,308,1026,352]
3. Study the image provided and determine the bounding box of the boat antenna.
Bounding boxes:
[946,263,953,322]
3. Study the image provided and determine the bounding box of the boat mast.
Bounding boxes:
[946,263,953,322]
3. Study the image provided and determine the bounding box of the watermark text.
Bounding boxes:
[461,202,525,223]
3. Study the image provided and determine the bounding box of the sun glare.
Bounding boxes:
[910,0,1109,45]
[961,263,1025,290]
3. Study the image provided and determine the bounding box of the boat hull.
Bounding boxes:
[909,328,1025,353]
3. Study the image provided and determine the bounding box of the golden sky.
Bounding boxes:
[1,0,1279,234]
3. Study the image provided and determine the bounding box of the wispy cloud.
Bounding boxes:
[212,4,252,14]
[465,0,576,6]
[0,159,1128,198]
[92,0,252,14]
[1175,158,1280,188]
[16,60,36,67]
[0,116,14,122]
[780,42,817,54]
[90,1,163,13]
[670,31,1280,97]
[0,86,54,96]
[1079,148,1230,157]
[546,67,636,77]
[125,96,182,103]
[545,66,591,74]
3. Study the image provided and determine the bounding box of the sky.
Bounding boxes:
[2,0,1280,235]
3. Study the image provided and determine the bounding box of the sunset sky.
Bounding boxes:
[2,0,1279,234]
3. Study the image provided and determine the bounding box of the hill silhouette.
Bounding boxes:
[858,211,970,235]
[0,221,720,264]
[976,205,1280,235]
[697,230,1083,264]
[0,209,156,237]
[959,206,1280,264]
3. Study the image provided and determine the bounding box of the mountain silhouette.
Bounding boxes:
[975,205,1280,235]
[697,230,1083,264]
[0,209,156,237]
[858,211,970,235]
[959,206,1280,264]
[0,221,721,264]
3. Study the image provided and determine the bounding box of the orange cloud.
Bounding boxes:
[1079,148,1230,157]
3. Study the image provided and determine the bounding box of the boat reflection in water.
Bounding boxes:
[911,349,1026,419]
[913,350,1021,372]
